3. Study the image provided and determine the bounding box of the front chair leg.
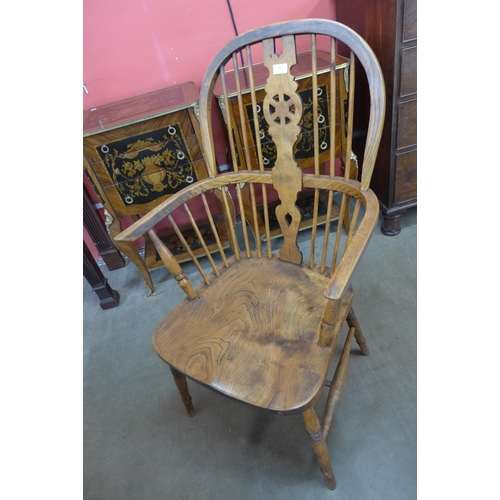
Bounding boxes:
[169,367,196,416]
[347,307,370,356]
[302,407,336,490]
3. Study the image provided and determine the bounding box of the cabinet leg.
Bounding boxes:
[84,241,120,309]
[115,240,154,296]
[108,217,154,296]
[381,212,404,236]
[92,280,121,309]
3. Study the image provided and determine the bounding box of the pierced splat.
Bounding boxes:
[262,36,303,265]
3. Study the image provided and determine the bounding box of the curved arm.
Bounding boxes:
[325,188,379,300]
[113,172,270,244]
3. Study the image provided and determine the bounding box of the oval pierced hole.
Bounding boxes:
[285,213,292,227]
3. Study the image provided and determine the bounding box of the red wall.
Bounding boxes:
[84,0,337,260]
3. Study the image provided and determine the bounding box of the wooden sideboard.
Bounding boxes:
[337,0,417,235]
[213,51,359,238]
[83,82,212,295]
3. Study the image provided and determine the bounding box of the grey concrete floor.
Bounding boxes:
[83,208,417,500]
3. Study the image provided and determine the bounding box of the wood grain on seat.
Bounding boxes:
[153,255,348,413]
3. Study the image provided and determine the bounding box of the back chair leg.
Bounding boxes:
[347,307,370,356]
[169,366,196,416]
[302,407,336,490]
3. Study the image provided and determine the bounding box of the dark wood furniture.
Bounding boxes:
[115,20,385,490]
[214,49,359,238]
[337,0,417,235]
[83,184,125,271]
[83,83,212,295]
[83,241,120,309]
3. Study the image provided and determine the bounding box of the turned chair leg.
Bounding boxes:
[347,307,370,356]
[302,407,336,490]
[169,367,196,416]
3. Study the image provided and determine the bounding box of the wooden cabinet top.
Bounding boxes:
[213,51,349,97]
[83,82,199,137]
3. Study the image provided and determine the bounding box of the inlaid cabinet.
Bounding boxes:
[83,82,212,294]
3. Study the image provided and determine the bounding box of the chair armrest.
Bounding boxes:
[114,172,262,244]
[114,177,223,244]
[325,189,379,300]
[114,195,189,245]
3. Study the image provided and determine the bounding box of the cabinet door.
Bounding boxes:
[83,109,207,218]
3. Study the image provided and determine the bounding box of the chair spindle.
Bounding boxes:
[330,192,348,276]
[220,186,241,260]
[183,202,220,276]
[167,214,211,285]
[201,192,229,267]
[344,51,356,180]
[233,52,253,170]
[220,67,239,173]
[329,37,337,181]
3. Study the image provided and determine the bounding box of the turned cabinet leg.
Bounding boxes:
[346,307,369,356]
[381,212,404,236]
[302,407,336,490]
[170,367,196,417]
[83,241,120,310]
[108,217,154,296]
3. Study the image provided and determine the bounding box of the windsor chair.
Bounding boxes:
[115,19,385,490]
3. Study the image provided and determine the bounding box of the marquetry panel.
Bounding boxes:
[215,51,350,173]
[233,73,343,171]
[84,110,207,218]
